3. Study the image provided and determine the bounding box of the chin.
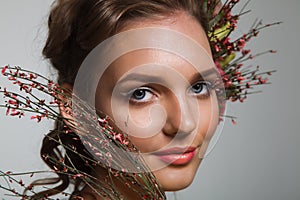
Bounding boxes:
[162,179,193,191]
[153,160,201,191]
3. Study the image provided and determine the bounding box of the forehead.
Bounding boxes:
[119,11,211,57]
[101,11,214,83]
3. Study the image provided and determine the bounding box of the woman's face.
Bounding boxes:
[95,11,220,191]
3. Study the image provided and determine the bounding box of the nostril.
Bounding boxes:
[179,116,197,133]
[177,99,198,134]
[162,99,197,136]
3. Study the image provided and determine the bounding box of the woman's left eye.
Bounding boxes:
[188,81,211,97]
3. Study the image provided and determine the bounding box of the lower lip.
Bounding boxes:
[156,151,196,165]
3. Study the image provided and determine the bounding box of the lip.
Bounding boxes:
[153,146,197,165]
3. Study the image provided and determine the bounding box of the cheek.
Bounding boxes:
[128,104,153,128]
[118,101,167,139]
[198,96,219,134]
[125,104,166,153]
[196,94,220,155]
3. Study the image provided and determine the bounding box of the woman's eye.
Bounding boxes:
[129,88,155,103]
[189,81,211,97]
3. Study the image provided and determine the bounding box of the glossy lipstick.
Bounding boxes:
[153,147,196,165]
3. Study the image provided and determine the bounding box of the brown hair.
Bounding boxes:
[32,0,217,198]
[43,0,210,85]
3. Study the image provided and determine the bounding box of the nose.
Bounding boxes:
[162,95,197,136]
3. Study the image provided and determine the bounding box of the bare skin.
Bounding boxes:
[65,10,220,199]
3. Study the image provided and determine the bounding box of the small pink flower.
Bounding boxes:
[6,106,10,116]
[1,66,8,75]
[232,119,237,125]
[10,111,21,116]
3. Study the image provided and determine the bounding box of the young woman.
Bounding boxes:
[0,0,273,199]
[32,0,225,199]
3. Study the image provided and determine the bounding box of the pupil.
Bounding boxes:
[193,83,203,93]
[133,90,145,99]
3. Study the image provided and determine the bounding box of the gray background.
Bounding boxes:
[0,0,299,199]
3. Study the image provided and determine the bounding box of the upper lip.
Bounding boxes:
[153,146,197,155]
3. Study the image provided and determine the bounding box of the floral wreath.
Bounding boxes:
[0,0,280,199]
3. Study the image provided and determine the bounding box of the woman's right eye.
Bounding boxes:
[129,88,156,104]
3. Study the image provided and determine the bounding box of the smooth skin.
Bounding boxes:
[95,11,219,192]
[65,11,220,199]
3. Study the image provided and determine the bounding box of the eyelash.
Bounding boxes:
[188,81,212,99]
[128,81,213,104]
[129,87,157,104]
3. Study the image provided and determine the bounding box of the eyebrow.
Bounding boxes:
[117,73,167,85]
[190,68,219,81]
[117,68,218,85]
